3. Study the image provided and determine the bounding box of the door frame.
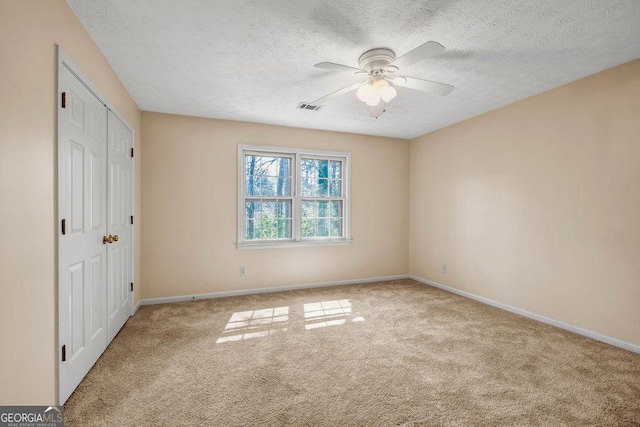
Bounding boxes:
[56,45,135,405]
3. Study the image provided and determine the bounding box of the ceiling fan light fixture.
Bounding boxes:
[357,80,395,106]
[372,79,388,89]
[365,95,381,106]
[356,83,377,103]
[362,79,396,104]
[378,84,397,103]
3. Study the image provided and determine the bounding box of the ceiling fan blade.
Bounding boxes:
[392,76,454,96]
[309,82,365,105]
[389,41,445,69]
[314,62,368,74]
[370,101,386,119]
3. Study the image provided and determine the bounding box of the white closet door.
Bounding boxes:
[106,111,133,342]
[58,65,108,404]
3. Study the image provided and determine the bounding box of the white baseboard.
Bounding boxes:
[408,275,640,354]
[138,274,409,306]
[132,299,142,314]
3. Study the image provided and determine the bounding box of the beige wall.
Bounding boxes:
[0,1,141,404]
[409,59,640,346]
[141,113,409,299]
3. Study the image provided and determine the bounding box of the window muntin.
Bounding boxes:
[238,146,350,247]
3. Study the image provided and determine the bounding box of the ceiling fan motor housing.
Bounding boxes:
[358,48,396,72]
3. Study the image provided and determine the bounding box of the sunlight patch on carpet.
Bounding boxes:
[216,306,289,343]
[304,299,365,330]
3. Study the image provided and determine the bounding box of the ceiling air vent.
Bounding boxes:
[297,102,323,111]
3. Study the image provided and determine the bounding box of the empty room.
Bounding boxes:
[1,0,640,425]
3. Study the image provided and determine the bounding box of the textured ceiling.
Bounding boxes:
[66,0,640,139]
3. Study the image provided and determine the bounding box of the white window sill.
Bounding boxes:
[236,239,353,250]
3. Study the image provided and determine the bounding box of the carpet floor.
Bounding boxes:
[64,279,640,426]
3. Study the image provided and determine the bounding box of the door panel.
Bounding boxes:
[68,90,85,130]
[109,247,122,317]
[90,153,103,230]
[69,142,84,232]
[58,65,108,404]
[90,254,104,339]
[69,261,85,361]
[106,111,133,343]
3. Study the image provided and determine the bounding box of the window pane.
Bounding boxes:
[259,215,276,239]
[301,159,315,196]
[276,201,291,219]
[330,200,342,218]
[246,176,258,196]
[245,154,291,197]
[301,159,315,176]
[330,218,343,237]
[261,178,277,196]
[302,217,315,237]
[265,218,278,239]
[277,178,291,197]
[317,218,329,237]
[277,219,291,239]
[316,179,328,197]
[301,177,314,197]
[301,200,342,238]
[317,160,329,179]
[301,200,316,218]
[245,200,292,240]
[329,160,341,180]
[317,201,328,218]
[277,157,291,176]
[276,157,291,196]
[329,179,342,197]
[245,200,259,219]
[300,158,343,198]
[245,219,256,240]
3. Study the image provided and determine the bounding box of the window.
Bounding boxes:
[237,145,351,248]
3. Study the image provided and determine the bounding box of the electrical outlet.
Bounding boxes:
[442,263,448,273]
[239,266,246,276]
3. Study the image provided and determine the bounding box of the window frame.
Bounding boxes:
[237,144,351,249]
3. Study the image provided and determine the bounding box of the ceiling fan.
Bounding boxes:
[305,41,454,118]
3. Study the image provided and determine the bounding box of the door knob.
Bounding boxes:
[102,234,119,244]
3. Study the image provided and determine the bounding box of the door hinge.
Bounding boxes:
[61,92,66,108]
[61,219,66,235]
[130,215,134,225]
[61,345,66,362]
[130,147,134,158]
[130,283,134,292]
